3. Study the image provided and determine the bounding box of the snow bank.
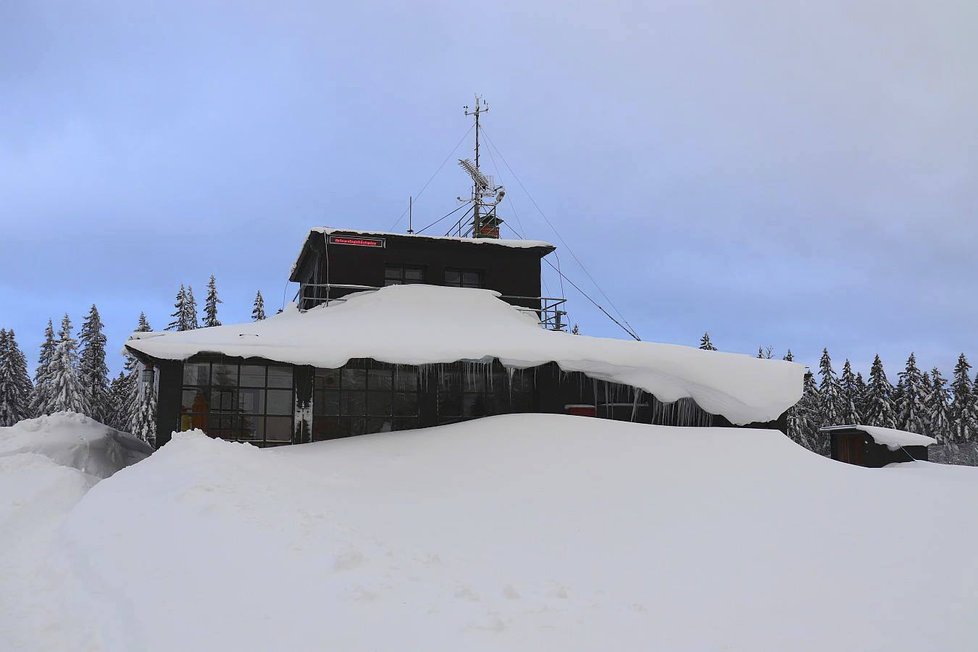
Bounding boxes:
[0,412,153,479]
[857,425,938,450]
[47,416,978,652]
[127,284,805,424]
[0,413,153,651]
[314,226,555,250]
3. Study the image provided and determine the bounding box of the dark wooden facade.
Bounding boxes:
[823,427,930,467]
[290,229,555,311]
[146,353,786,449]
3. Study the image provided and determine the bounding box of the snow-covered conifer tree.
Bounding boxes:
[106,371,135,432]
[570,324,580,335]
[48,314,90,415]
[137,311,151,333]
[184,286,199,330]
[699,332,716,351]
[0,330,34,426]
[167,285,187,331]
[30,320,57,416]
[78,304,110,421]
[132,370,157,446]
[252,290,266,321]
[786,371,823,452]
[949,354,975,443]
[854,372,869,422]
[115,313,154,434]
[817,348,841,426]
[863,354,895,428]
[923,369,949,442]
[204,275,222,327]
[838,359,860,425]
[896,353,927,433]
[756,346,773,359]
[783,350,793,362]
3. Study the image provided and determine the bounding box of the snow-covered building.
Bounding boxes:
[126,228,805,448]
[820,425,936,466]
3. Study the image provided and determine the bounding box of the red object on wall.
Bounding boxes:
[565,404,597,417]
[329,235,386,248]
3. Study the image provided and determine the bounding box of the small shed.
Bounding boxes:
[820,425,936,467]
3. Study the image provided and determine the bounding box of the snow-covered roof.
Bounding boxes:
[822,424,938,450]
[126,285,805,425]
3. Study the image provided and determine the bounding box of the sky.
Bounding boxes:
[1,0,976,379]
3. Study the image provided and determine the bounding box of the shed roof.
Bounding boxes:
[126,285,805,425]
[820,425,937,450]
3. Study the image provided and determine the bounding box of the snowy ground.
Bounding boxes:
[3,413,978,651]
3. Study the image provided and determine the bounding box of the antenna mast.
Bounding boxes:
[460,95,505,238]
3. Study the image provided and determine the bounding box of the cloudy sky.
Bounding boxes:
[1,0,975,378]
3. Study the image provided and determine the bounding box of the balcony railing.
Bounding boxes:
[293,283,568,332]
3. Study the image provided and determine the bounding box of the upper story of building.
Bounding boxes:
[289,226,558,315]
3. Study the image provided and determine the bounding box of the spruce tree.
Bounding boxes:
[252,290,266,321]
[756,346,773,359]
[30,319,57,416]
[132,371,157,446]
[78,304,110,422]
[167,285,187,331]
[183,286,199,330]
[119,314,154,434]
[896,353,927,433]
[949,354,975,443]
[817,348,841,426]
[106,371,134,432]
[204,275,222,327]
[0,330,34,426]
[137,312,152,333]
[927,368,950,443]
[863,354,895,428]
[854,372,869,422]
[783,350,793,362]
[48,314,90,415]
[699,332,716,351]
[788,371,823,453]
[839,359,860,424]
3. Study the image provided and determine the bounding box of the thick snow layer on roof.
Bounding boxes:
[127,285,804,425]
[858,425,938,450]
[5,415,975,651]
[0,412,153,479]
[313,226,555,249]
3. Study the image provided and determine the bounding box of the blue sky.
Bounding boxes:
[1,0,976,378]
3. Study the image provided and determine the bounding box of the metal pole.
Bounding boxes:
[472,101,481,237]
[408,196,413,233]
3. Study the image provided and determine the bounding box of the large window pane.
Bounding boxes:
[444,270,460,286]
[403,267,424,283]
[341,391,366,416]
[393,392,417,417]
[183,362,210,386]
[394,368,417,392]
[368,368,392,391]
[266,389,293,415]
[267,366,293,389]
[342,368,366,391]
[212,363,238,387]
[240,365,266,387]
[368,391,393,416]
[265,417,293,442]
[238,388,264,414]
[182,388,210,413]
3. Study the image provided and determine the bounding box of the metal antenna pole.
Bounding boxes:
[408,196,413,233]
[465,95,488,237]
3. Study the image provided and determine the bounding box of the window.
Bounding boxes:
[384,265,425,286]
[313,361,420,440]
[180,360,294,446]
[436,362,534,423]
[444,268,483,288]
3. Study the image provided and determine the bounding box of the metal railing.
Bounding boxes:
[293,283,568,331]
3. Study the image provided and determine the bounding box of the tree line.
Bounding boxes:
[701,331,978,464]
[0,275,269,443]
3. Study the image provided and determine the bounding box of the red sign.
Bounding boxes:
[329,235,386,248]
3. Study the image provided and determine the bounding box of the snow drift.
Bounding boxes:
[126,284,805,425]
[23,415,978,652]
[0,412,153,478]
[0,413,153,651]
